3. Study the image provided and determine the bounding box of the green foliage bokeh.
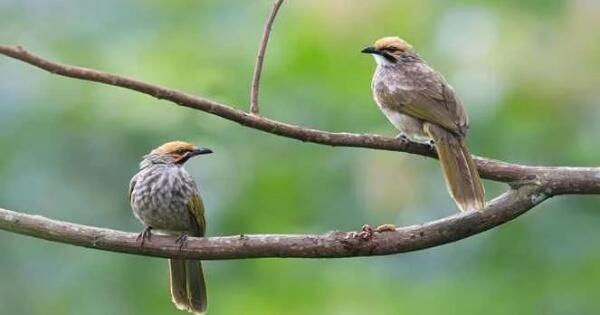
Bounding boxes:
[1,1,599,314]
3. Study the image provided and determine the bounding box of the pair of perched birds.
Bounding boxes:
[128,36,485,314]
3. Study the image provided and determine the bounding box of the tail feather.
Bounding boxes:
[169,259,189,310]
[169,259,208,314]
[424,123,485,211]
[460,143,485,209]
[186,260,207,314]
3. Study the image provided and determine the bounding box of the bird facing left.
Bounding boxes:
[129,141,213,314]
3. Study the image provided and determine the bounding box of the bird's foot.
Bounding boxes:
[175,234,189,250]
[136,226,153,247]
[375,223,397,233]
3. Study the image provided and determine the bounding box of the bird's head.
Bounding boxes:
[143,141,213,166]
[362,37,414,65]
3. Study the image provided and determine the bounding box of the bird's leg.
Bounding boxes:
[136,226,153,246]
[175,233,189,251]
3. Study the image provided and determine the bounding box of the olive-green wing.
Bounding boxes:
[187,193,206,236]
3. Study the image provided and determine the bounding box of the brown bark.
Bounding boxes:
[0,185,550,260]
[0,45,598,260]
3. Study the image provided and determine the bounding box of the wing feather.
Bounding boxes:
[128,175,137,204]
[379,64,468,136]
[402,82,467,135]
[187,193,206,236]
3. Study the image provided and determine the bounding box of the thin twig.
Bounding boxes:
[250,0,285,114]
[0,185,549,260]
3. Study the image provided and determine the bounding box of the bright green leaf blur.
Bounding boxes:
[1,1,599,314]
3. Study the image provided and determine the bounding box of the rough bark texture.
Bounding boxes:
[0,185,549,259]
[0,45,599,260]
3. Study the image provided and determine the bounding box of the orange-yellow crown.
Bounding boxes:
[151,141,198,155]
[373,36,413,52]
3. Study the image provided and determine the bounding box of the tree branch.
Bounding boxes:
[2,45,599,189]
[0,45,599,260]
[250,0,285,114]
[0,185,550,260]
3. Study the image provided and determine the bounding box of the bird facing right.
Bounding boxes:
[129,141,213,314]
[362,37,485,212]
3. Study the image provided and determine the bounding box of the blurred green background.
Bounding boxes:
[1,1,599,314]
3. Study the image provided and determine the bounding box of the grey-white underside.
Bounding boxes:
[129,164,199,233]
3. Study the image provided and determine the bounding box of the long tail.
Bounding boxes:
[169,259,208,314]
[424,123,485,212]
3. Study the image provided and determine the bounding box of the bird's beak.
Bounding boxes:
[362,46,397,63]
[191,148,213,157]
[361,46,380,55]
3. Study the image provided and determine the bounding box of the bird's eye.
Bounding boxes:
[385,47,399,52]
[175,149,187,155]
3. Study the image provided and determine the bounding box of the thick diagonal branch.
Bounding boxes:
[2,45,599,187]
[0,46,599,260]
[0,185,550,260]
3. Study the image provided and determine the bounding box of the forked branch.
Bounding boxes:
[0,44,598,259]
[0,2,599,260]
